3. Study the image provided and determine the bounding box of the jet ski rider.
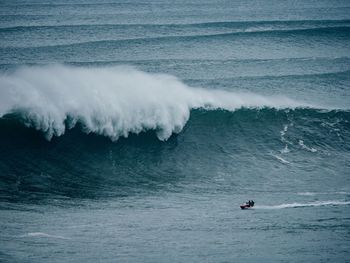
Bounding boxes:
[247,200,255,207]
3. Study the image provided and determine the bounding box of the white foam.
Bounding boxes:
[280,124,288,137]
[272,154,290,164]
[20,232,69,239]
[297,192,350,196]
[297,192,316,196]
[256,200,350,209]
[0,65,311,141]
[280,145,290,154]
[299,140,317,152]
[336,192,350,195]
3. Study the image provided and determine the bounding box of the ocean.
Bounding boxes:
[0,0,350,262]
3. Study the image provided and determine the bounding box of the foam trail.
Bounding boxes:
[297,192,317,196]
[297,192,350,196]
[0,65,310,141]
[299,140,317,152]
[256,200,350,209]
[20,232,69,239]
[272,154,290,164]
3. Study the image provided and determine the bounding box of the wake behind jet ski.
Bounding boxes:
[240,200,255,209]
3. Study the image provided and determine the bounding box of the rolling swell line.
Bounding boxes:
[2,56,350,65]
[183,69,350,83]
[2,56,350,73]
[1,19,350,30]
[2,26,349,50]
[1,2,142,8]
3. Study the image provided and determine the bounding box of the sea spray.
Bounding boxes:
[0,64,309,140]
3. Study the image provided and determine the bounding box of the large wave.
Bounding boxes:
[0,65,311,140]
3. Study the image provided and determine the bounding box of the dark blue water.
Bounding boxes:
[0,1,350,262]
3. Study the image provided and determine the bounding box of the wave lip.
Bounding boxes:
[0,65,313,141]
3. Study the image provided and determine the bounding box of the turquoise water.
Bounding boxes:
[0,0,350,262]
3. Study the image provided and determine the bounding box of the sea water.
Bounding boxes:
[0,0,350,262]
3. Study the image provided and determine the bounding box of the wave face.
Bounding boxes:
[1,98,349,201]
[0,65,309,140]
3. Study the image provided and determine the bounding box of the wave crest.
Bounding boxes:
[0,65,309,140]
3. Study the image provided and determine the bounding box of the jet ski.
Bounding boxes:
[240,200,254,209]
[240,204,252,209]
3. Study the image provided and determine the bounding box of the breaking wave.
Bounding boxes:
[0,64,311,141]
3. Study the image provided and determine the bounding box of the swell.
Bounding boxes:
[2,26,349,49]
[2,19,350,30]
[185,69,350,82]
[2,56,349,65]
[2,56,350,80]
[1,2,138,7]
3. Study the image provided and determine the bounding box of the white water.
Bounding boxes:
[256,200,350,210]
[20,232,69,239]
[272,154,291,164]
[299,140,317,152]
[0,65,311,140]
